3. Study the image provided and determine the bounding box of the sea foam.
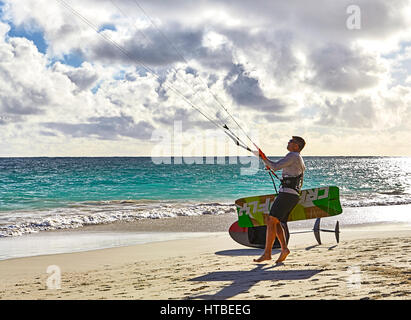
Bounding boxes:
[0,200,236,237]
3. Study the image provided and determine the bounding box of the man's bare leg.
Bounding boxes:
[253,215,277,262]
[274,221,290,263]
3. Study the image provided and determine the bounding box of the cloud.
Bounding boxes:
[53,62,99,92]
[313,84,411,130]
[211,0,411,47]
[152,106,217,131]
[307,43,384,93]
[1,1,411,155]
[44,115,155,140]
[87,25,201,67]
[0,33,53,120]
[0,20,159,142]
[224,64,288,113]
[1,95,47,116]
[315,97,377,128]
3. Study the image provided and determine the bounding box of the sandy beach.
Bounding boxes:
[0,213,410,300]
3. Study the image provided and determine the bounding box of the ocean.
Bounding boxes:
[0,156,410,238]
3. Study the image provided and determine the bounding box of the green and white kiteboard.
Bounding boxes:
[235,186,343,228]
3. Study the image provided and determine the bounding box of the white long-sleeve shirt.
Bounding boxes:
[263,152,305,195]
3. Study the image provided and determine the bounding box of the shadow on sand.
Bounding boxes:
[187,264,322,300]
[214,248,278,257]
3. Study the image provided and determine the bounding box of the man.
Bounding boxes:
[253,136,306,264]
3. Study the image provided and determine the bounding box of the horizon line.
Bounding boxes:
[1,155,410,158]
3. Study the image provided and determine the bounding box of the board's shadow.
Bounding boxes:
[187,264,322,300]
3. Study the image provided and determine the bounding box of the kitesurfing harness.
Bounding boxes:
[280,173,303,193]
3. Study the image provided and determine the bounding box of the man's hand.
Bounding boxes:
[252,149,268,160]
[252,150,260,158]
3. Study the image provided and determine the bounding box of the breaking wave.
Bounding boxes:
[0,200,236,237]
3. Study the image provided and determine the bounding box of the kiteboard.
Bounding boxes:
[229,221,289,249]
[230,186,342,248]
[229,218,340,248]
[235,186,342,227]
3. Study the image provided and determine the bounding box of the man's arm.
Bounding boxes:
[261,153,295,171]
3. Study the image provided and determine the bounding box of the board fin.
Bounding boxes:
[335,221,340,243]
[281,222,290,245]
[313,218,321,245]
[312,219,340,245]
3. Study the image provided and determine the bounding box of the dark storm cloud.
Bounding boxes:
[225,64,287,113]
[43,115,155,140]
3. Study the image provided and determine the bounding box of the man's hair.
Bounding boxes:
[292,136,306,151]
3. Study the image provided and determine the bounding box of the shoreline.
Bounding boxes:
[0,213,237,261]
[1,203,411,261]
[0,221,410,300]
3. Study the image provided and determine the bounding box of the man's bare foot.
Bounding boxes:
[275,248,290,264]
[253,253,271,262]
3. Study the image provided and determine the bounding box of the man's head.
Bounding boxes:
[287,136,306,152]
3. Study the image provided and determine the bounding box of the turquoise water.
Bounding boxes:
[0,157,263,211]
[1,156,411,210]
[0,156,410,236]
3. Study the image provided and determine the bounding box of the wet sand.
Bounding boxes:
[77,212,238,233]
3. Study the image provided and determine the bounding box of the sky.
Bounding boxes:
[1,0,411,157]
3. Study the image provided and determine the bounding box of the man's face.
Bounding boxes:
[287,139,300,152]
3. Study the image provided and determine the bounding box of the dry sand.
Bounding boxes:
[0,220,410,300]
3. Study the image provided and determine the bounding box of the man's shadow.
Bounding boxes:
[187,263,322,300]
